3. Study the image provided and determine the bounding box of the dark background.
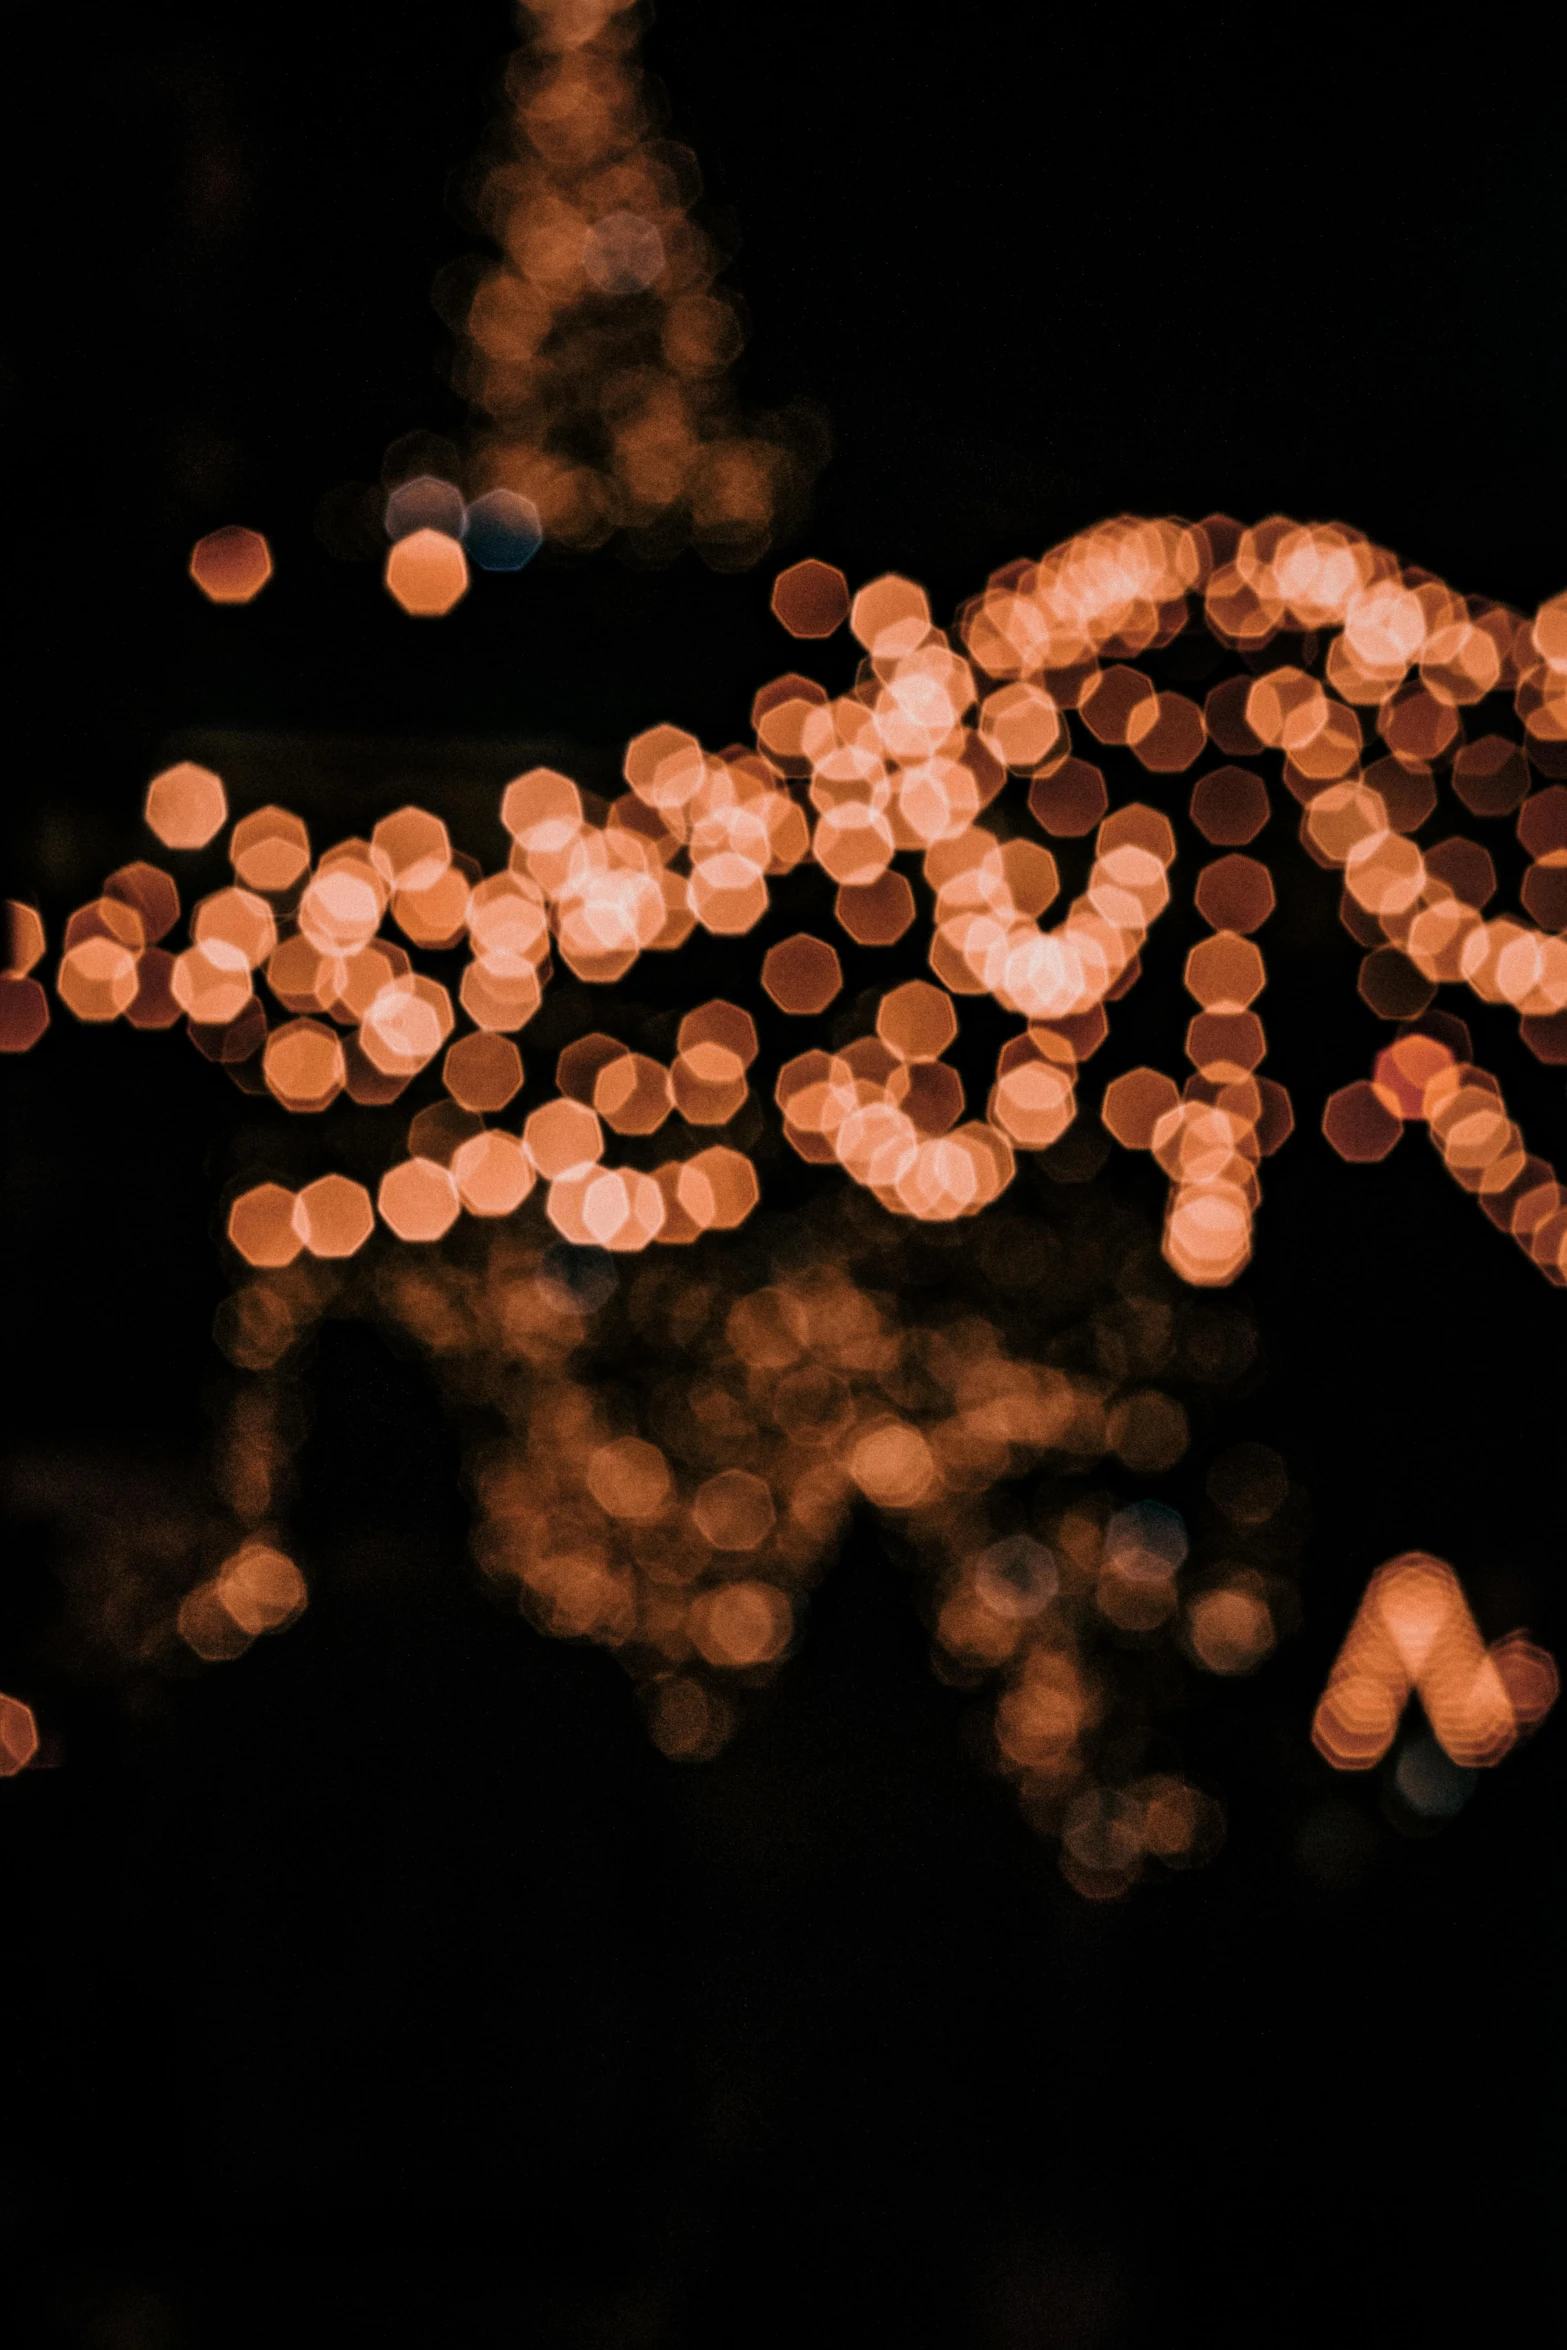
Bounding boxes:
[1,6,1562,2343]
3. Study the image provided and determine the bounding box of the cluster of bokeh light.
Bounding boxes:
[6,505,1565,1864]
[1313,1553,1556,1771]
[17,516,1567,1299]
[208,1172,1287,1900]
[378,473,545,618]
[448,0,815,564]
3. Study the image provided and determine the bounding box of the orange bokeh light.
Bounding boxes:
[5,901,46,977]
[385,529,470,617]
[593,1050,672,1136]
[1102,1068,1181,1151]
[1313,1553,1556,1770]
[372,807,452,894]
[1028,758,1107,838]
[218,1541,307,1635]
[58,935,140,1023]
[1185,933,1266,1011]
[837,872,916,946]
[1189,766,1270,846]
[292,1174,375,1259]
[692,1469,775,1551]
[0,1692,40,1776]
[689,1582,790,1667]
[105,864,180,943]
[379,1157,462,1242]
[444,1030,524,1112]
[771,560,849,638]
[762,933,842,1015]
[189,525,273,605]
[263,1019,347,1113]
[525,1097,604,1180]
[1194,855,1276,934]
[877,980,957,1063]
[452,1130,534,1216]
[145,762,228,851]
[850,1420,937,1510]
[0,975,49,1052]
[43,491,1567,1883]
[454,0,813,563]
[1322,1080,1402,1163]
[227,1182,304,1268]
[230,806,311,894]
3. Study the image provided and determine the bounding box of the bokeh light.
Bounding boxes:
[0,1693,39,1775]
[188,525,273,605]
[450,0,817,564]
[771,559,850,638]
[73,511,1567,1316]
[26,502,1567,1886]
[464,486,543,572]
[293,1174,375,1259]
[386,529,471,617]
[1313,1554,1557,1770]
[384,475,465,542]
[0,972,49,1051]
[145,762,228,851]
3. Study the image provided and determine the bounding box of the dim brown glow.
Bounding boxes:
[761,933,842,1015]
[1189,767,1270,846]
[771,560,850,639]
[444,1029,525,1113]
[1187,1579,1275,1674]
[1193,855,1275,934]
[0,975,49,1051]
[837,872,916,946]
